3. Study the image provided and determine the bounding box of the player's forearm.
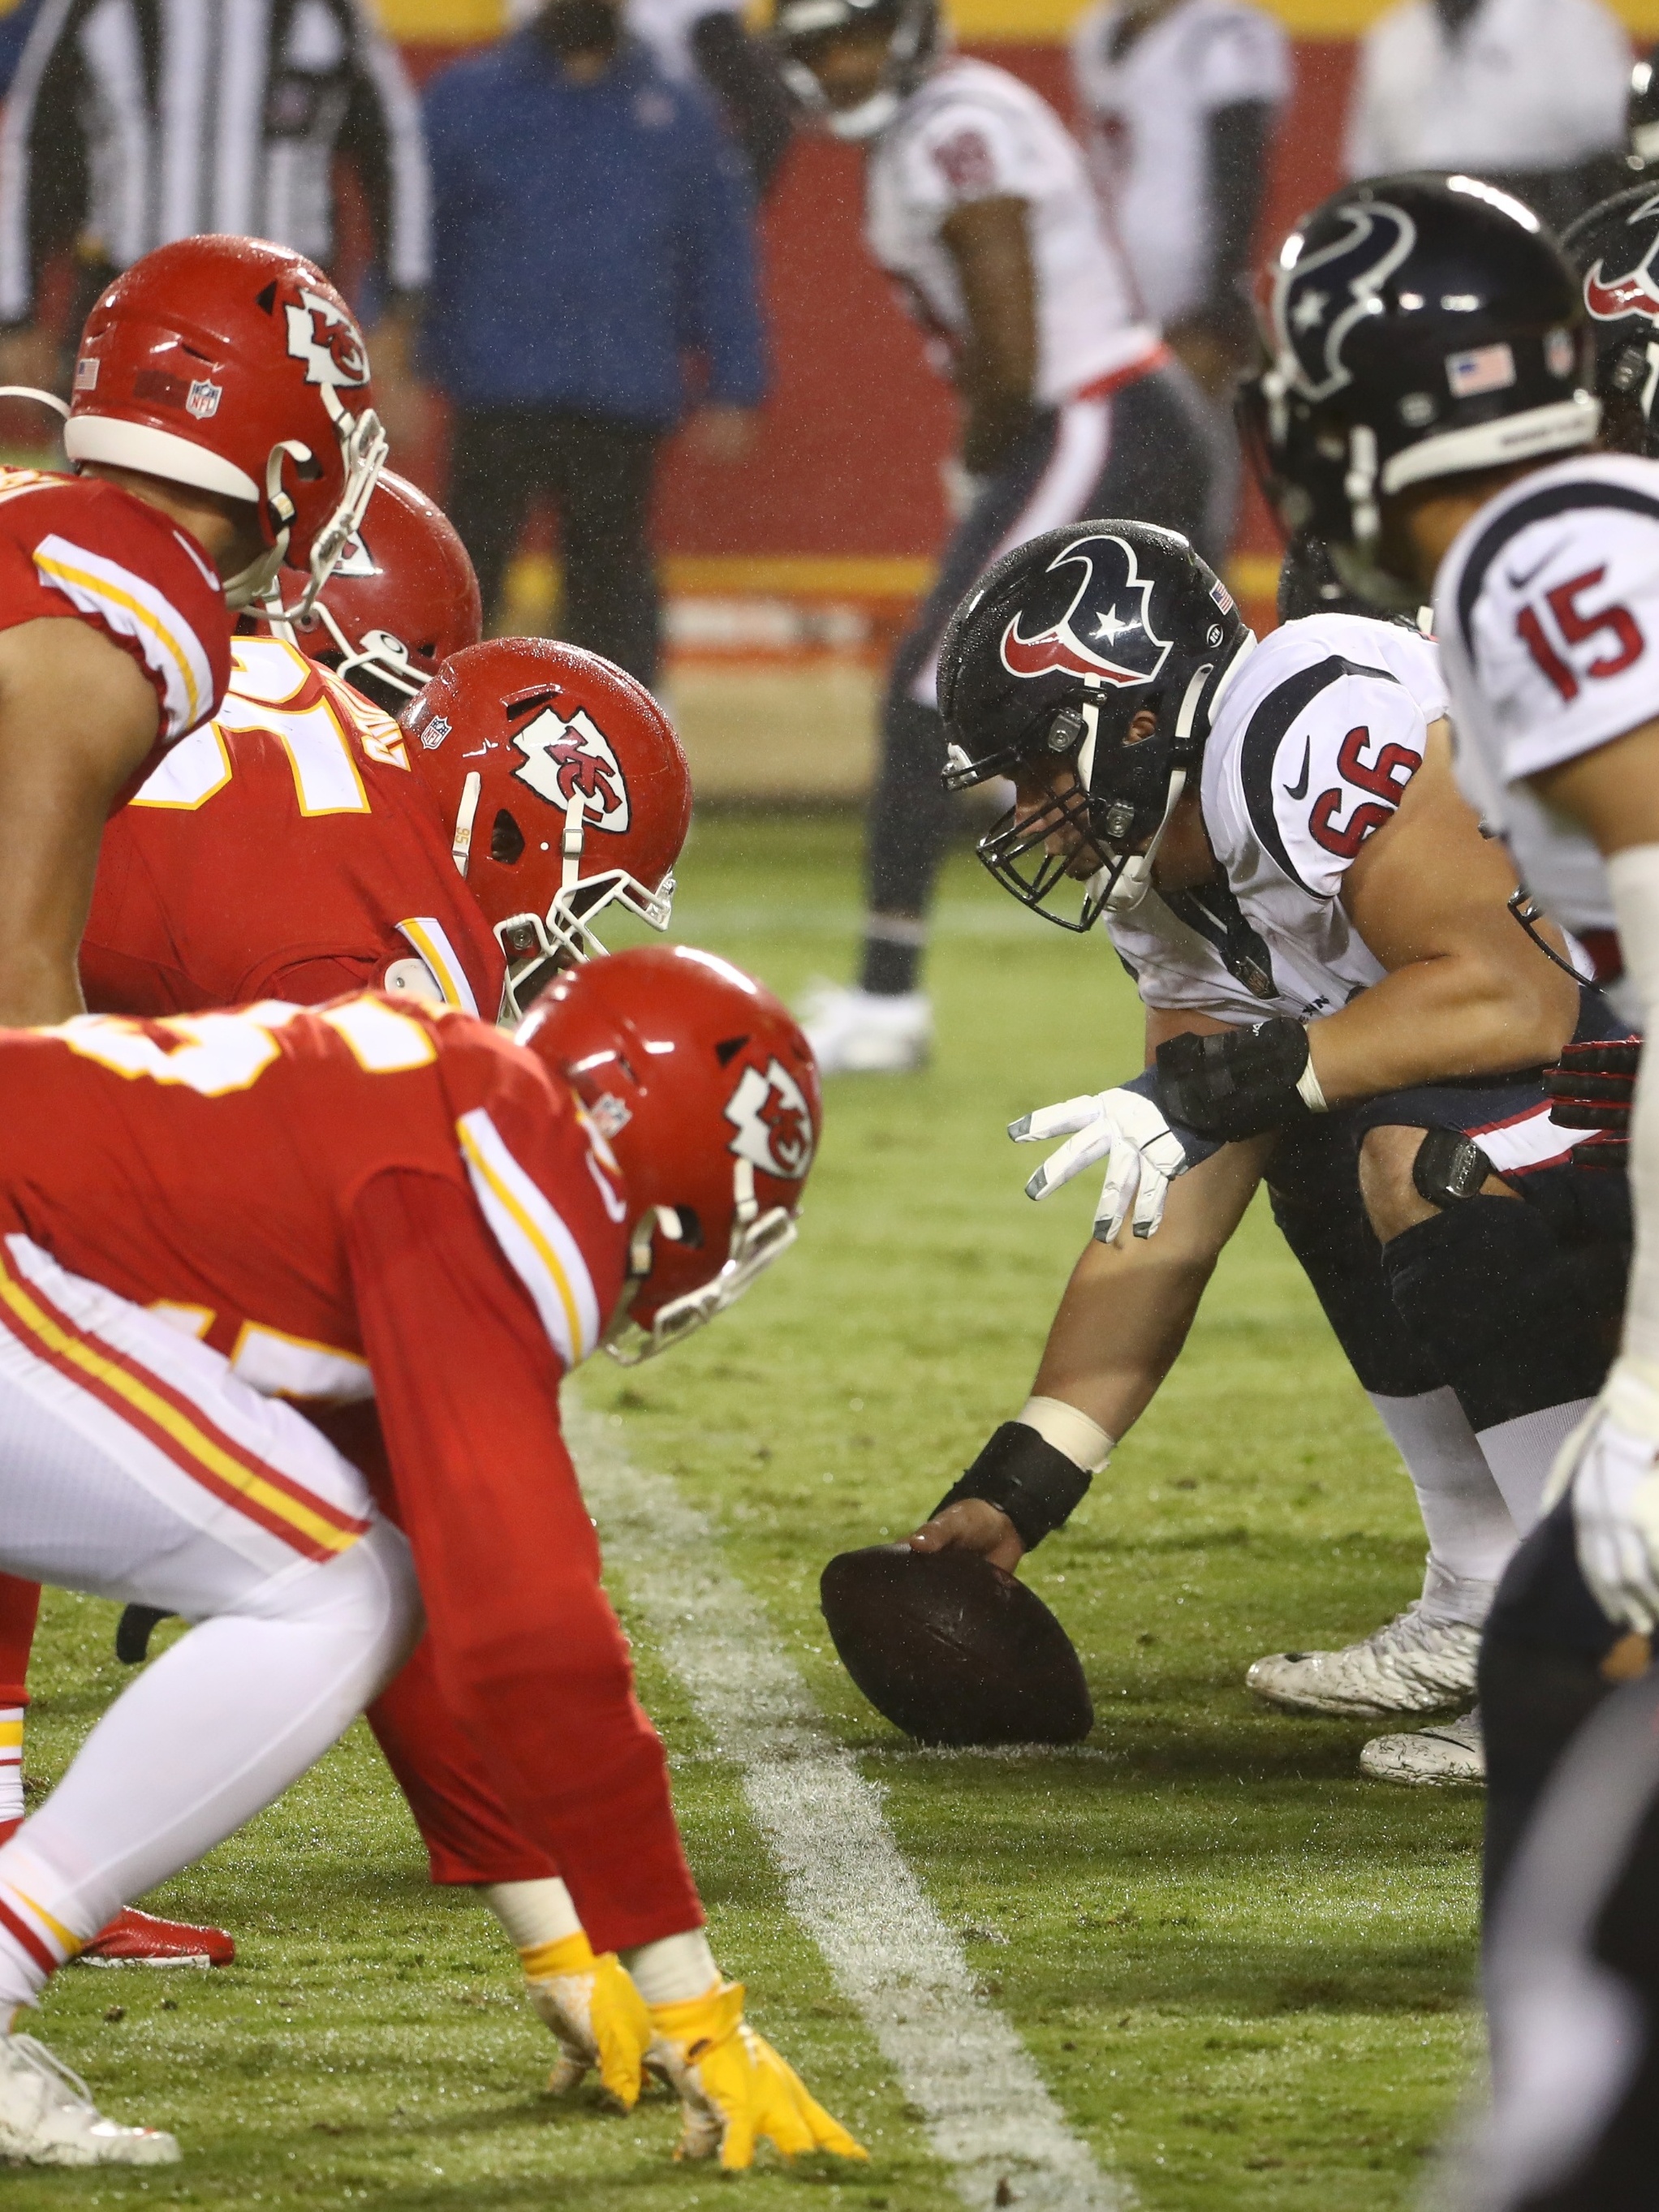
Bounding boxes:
[1030,1135,1269,1439]
[1306,948,1578,1105]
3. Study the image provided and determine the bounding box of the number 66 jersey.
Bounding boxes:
[1435,449,1659,1018]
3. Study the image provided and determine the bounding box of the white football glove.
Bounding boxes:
[1564,1361,1659,1635]
[1009,1084,1196,1243]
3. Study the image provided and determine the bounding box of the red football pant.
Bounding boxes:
[0,1577,40,1709]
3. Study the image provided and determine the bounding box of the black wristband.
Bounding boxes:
[1154,1018,1314,1142]
[930,1421,1092,1551]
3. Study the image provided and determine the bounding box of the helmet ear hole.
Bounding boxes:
[491,809,526,865]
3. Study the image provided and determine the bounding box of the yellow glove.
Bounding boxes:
[647,1980,868,2171]
[521,1930,654,2107]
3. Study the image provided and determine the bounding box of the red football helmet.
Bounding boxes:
[402,637,693,1020]
[264,471,482,717]
[520,943,821,1362]
[63,235,387,612]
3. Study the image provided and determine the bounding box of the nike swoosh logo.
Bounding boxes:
[1506,551,1553,592]
[1283,738,1311,802]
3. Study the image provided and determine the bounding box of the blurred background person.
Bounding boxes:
[0,0,431,444]
[1070,0,1291,542]
[423,0,767,688]
[1071,0,1291,544]
[1344,0,1630,234]
[509,0,799,195]
[775,0,1223,1076]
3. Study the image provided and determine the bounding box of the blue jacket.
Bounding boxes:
[422,32,767,425]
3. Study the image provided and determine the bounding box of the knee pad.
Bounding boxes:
[1384,1196,1622,1432]
[1268,1139,1443,1396]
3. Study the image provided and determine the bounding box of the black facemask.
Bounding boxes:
[536,0,620,60]
[1433,0,1483,36]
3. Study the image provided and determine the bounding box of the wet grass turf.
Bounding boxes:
[14,811,1481,2209]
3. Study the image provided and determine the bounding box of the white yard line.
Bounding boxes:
[568,1403,1127,2212]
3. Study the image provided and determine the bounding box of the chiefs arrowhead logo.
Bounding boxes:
[330,527,379,578]
[1272,198,1416,402]
[283,286,370,390]
[509,705,630,831]
[724,1059,813,1181]
[1584,194,1659,324]
[1000,532,1173,686]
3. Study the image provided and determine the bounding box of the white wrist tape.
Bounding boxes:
[484,1877,583,1951]
[1018,1395,1114,1474]
[1295,1052,1328,1113]
[1609,844,1659,1370]
[623,1930,720,2007]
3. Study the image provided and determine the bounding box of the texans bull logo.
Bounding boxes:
[724,1058,813,1181]
[1272,198,1416,401]
[284,285,370,390]
[1000,532,1172,687]
[509,705,630,832]
[1584,192,1659,324]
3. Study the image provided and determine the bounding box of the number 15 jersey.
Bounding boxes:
[1435,449,1659,1008]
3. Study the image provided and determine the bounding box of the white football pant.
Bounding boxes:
[0,1236,420,2010]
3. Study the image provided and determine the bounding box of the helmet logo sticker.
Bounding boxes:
[284,286,370,389]
[186,377,222,418]
[724,1058,814,1181]
[330,528,380,578]
[509,706,631,831]
[419,716,450,750]
[1272,198,1416,400]
[1000,532,1173,686]
[1584,197,1659,325]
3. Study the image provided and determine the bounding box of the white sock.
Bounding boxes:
[1368,1387,1519,1605]
[484,1878,583,1956]
[623,1929,719,2007]
[1476,1399,1595,1536]
[0,1522,417,2016]
[0,1710,23,1829]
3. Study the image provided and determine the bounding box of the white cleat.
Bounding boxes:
[0,2033,179,2165]
[1246,1603,1481,1717]
[799,983,931,1075]
[1360,1706,1484,1787]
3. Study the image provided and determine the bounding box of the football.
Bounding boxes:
[820,1544,1094,1746]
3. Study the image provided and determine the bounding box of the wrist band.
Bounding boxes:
[1295,1051,1328,1113]
[1018,1394,1114,1473]
[931,1421,1095,1549]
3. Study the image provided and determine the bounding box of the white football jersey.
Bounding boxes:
[1433,450,1659,994]
[1107,615,1444,1025]
[863,57,1158,406]
[1070,0,1291,329]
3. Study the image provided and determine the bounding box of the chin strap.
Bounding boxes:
[1096,656,1215,915]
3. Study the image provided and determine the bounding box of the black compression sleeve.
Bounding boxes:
[931,1422,1092,1550]
[1196,100,1273,348]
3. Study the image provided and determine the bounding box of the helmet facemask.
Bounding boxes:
[602,1157,799,1364]
[773,0,939,140]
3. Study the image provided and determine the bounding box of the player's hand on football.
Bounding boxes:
[523,1932,656,2107]
[907,1497,1025,1572]
[648,1981,867,2171]
[1010,1082,1197,1242]
[1566,1360,1659,1635]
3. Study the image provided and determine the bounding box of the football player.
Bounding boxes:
[1246,172,1659,2195]
[0,232,385,1029]
[0,949,862,2172]
[772,0,1222,1074]
[902,516,1629,1785]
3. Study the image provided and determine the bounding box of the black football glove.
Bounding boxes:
[1154,1018,1321,1143]
[1545,1035,1641,1169]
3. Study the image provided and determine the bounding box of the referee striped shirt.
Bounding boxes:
[0,0,429,326]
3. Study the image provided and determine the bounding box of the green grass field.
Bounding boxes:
[12,811,1483,2210]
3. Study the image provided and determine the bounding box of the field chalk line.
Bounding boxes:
[569,1402,1127,2212]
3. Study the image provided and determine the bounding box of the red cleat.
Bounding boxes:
[75,1908,235,1969]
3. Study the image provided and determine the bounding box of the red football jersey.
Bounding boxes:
[0,465,231,743]
[0,997,699,1952]
[81,637,504,1020]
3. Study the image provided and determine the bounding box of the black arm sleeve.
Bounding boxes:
[1191,97,1273,347]
[932,1422,1093,1550]
[688,11,796,200]
[0,10,91,329]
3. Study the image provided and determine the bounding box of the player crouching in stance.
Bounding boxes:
[0,950,863,2171]
[900,517,1629,1782]
[1255,173,1659,2200]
